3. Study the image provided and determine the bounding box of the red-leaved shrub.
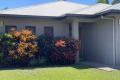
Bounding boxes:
[49,37,80,65]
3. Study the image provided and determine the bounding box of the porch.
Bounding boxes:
[69,18,114,67]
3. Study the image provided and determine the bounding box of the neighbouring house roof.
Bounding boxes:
[105,3,120,11]
[68,3,111,15]
[0,1,120,18]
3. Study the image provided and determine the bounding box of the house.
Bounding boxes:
[0,1,120,68]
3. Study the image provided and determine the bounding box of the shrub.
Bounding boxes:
[8,29,38,66]
[37,34,54,64]
[38,36,80,65]
[0,33,15,66]
[50,37,80,65]
[0,31,80,66]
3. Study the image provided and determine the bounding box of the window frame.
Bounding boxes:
[25,26,36,34]
[5,25,17,33]
[44,26,54,37]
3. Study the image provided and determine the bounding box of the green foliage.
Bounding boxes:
[38,34,53,57]
[38,34,54,64]
[29,57,38,66]
[0,33,15,66]
[0,33,80,66]
[97,0,109,4]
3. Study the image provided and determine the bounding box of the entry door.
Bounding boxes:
[79,22,94,61]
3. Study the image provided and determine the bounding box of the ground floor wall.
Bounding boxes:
[80,19,114,66]
[1,17,119,67]
[0,17,69,37]
[115,16,120,67]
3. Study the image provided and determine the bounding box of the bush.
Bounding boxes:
[0,31,38,67]
[7,29,38,66]
[0,29,38,66]
[0,33,15,66]
[49,37,80,65]
[0,31,80,66]
[38,36,80,65]
[37,34,54,64]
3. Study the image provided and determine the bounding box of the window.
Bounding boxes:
[25,26,36,34]
[44,26,54,37]
[5,25,17,33]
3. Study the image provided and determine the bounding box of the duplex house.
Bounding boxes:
[0,1,120,68]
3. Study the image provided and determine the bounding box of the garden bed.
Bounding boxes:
[0,29,80,67]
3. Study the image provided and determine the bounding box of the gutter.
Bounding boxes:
[0,14,60,19]
[101,15,116,67]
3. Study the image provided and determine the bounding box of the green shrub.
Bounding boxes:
[38,34,54,64]
[0,33,15,66]
[29,57,38,66]
[0,32,80,66]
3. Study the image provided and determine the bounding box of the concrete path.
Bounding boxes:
[81,61,117,71]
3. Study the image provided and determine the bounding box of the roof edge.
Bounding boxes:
[0,9,120,19]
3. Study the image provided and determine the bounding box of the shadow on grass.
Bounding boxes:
[0,63,93,71]
[72,64,93,69]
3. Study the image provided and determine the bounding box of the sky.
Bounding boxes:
[0,0,113,9]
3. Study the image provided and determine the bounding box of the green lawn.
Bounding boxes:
[0,65,119,80]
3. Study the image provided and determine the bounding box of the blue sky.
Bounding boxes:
[0,0,113,9]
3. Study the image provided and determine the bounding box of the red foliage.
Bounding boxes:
[55,39,65,47]
[49,38,80,65]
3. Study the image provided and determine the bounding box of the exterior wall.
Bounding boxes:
[115,15,120,67]
[0,17,69,37]
[81,19,114,66]
[0,16,117,66]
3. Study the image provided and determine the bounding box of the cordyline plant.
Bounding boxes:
[8,29,38,66]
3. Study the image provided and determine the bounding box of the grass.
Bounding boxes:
[0,64,119,80]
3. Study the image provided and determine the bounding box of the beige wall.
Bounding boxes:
[0,17,69,37]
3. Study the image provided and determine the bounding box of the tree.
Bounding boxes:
[97,0,109,4]
[112,0,120,4]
